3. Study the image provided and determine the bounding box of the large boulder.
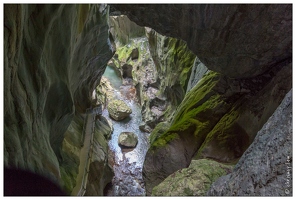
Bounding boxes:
[107,99,132,121]
[152,159,233,196]
[207,90,292,196]
[118,132,138,148]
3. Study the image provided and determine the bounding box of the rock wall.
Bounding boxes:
[104,15,196,132]
[4,4,114,191]
[109,15,146,45]
[143,61,291,195]
[110,5,292,195]
[85,117,114,196]
[207,89,292,196]
[111,4,292,79]
[186,57,209,93]
[142,28,196,130]
[59,113,113,195]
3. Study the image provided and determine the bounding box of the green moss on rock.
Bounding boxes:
[194,107,250,163]
[151,159,233,196]
[149,122,171,144]
[149,72,226,151]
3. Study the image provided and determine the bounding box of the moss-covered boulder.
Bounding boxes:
[152,159,233,196]
[118,132,138,148]
[107,99,132,121]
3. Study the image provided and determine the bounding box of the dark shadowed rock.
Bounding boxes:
[111,4,292,78]
[4,4,114,187]
[207,89,292,196]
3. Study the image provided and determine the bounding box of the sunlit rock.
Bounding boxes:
[107,99,132,121]
[118,132,138,148]
[152,159,233,196]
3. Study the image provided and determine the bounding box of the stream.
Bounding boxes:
[102,66,149,196]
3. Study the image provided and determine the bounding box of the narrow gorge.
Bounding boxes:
[4,4,292,196]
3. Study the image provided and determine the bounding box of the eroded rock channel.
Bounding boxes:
[99,69,149,196]
[4,4,292,197]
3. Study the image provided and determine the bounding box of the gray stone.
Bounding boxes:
[109,15,146,45]
[118,132,138,148]
[107,99,132,121]
[152,159,233,196]
[186,57,210,93]
[207,89,292,196]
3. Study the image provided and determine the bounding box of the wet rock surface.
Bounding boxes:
[107,99,132,121]
[98,67,149,196]
[118,132,138,148]
[106,159,146,196]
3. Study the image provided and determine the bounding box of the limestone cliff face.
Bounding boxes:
[208,90,292,196]
[111,4,292,78]
[110,5,292,195]
[60,114,113,195]
[141,28,196,130]
[142,63,291,194]
[105,15,196,132]
[109,14,146,46]
[4,4,113,189]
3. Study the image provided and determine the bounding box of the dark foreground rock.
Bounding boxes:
[112,4,292,79]
[207,89,292,196]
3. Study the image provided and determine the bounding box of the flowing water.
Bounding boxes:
[101,66,149,196]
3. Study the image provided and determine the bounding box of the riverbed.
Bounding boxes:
[101,66,149,196]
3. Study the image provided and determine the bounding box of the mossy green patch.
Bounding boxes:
[117,45,134,62]
[194,107,250,162]
[77,4,90,33]
[165,37,196,90]
[173,71,221,123]
[151,159,234,196]
[149,122,171,145]
[150,72,224,151]
[151,132,179,148]
[60,166,77,195]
